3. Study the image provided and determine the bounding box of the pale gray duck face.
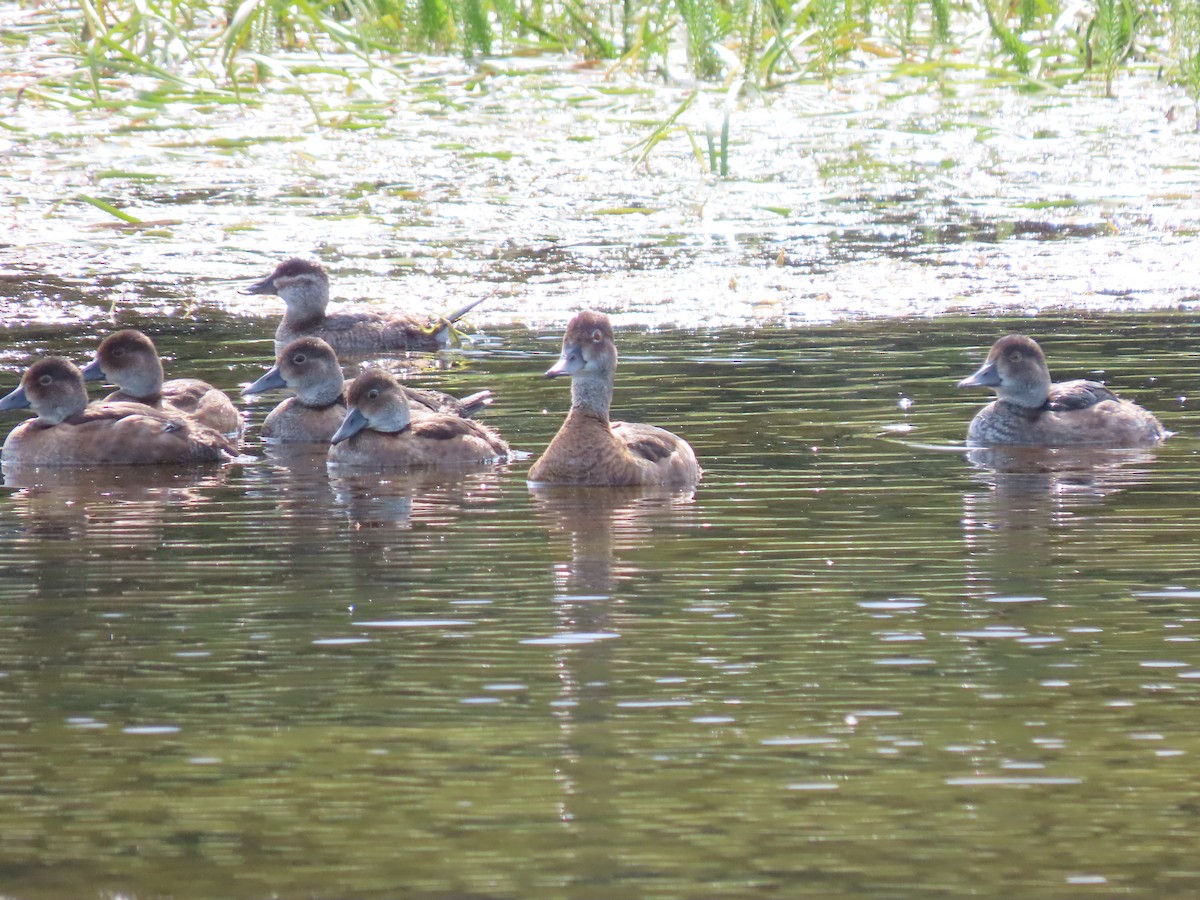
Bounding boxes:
[0,358,90,425]
[330,368,411,444]
[82,329,164,399]
[243,337,344,407]
[958,334,1052,409]
[545,310,617,380]
[244,258,330,311]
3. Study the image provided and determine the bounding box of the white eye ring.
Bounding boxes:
[293,353,307,364]
[38,374,52,386]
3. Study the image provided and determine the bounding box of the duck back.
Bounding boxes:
[3,402,235,466]
[329,415,508,467]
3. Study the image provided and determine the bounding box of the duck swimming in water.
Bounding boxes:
[0,358,235,465]
[82,329,243,438]
[244,258,483,355]
[328,368,509,467]
[243,336,494,443]
[957,334,1166,448]
[528,311,701,487]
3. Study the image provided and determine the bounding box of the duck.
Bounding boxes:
[957,334,1167,447]
[0,358,236,465]
[81,329,243,437]
[328,368,509,467]
[243,337,495,443]
[244,258,484,355]
[241,337,348,443]
[528,311,701,486]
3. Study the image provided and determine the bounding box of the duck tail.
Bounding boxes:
[456,390,494,418]
[427,295,490,348]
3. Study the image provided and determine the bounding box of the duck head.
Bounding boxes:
[330,368,411,444]
[958,334,1052,409]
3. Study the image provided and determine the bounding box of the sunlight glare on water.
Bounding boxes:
[3,45,1200,900]
[1,57,1199,329]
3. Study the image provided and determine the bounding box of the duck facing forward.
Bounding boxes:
[328,368,509,467]
[242,337,349,443]
[0,358,235,465]
[528,311,701,487]
[957,334,1166,448]
[82,329,243,437]
[244,258,482,355]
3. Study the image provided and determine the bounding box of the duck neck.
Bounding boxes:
[40,386,88,425]
[281,285,329,329]
[570,374,613,422]
[298,382,345,409]
[120,367,164,402]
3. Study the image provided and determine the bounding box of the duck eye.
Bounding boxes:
[37,374,52,386]
[1008,351,1022,362]
[591,329,603,344]
[367,389,379,400]
[293,353,307,364]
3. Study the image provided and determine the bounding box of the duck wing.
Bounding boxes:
[612,422,679,463]
[1046,379,1120,412]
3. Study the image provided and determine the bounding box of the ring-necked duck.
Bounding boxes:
[244,258,483,355]
[244,337,494,443]
[242,336,348,443]
[82,329,243,438]
[958,334,1166,447]
[328,368,509,467]
[528,311,701,486]
[0,358,235,465]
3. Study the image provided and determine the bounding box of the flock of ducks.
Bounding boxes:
[0,258,1169,484]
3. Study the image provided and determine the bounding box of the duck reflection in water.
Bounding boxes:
[334,459,512,528]
[528,484,698,838]
[960,446,1159,600]
[1,466,229,599]
[530,482,700,835]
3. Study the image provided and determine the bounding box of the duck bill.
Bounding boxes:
[0,384,31,413]
[80,357,107,383]
[545,343,583,378]
[958,359,1001,389]
[242,273,278,296]
[242,366,288,396]
[330,407,368,445]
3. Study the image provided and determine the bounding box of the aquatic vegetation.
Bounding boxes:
[1,0,1194,104]
[1087,0,1142,97]
[1170,0,1200,126]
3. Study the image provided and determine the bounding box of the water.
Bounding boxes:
[2,57,1199,329]
[2,312,1200,898]
[3,43,1200,899]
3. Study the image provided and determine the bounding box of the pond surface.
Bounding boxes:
[1,311,1200,899]
[3,43,1200,900]
[1,51,1199,330]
